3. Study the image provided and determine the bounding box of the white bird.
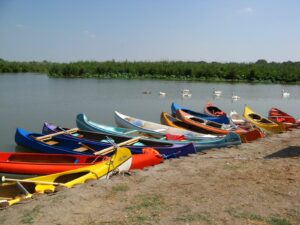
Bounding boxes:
[213,88,222,96]
[181,89,192,97]
[231,92,240,100]
[182,92,192,97]
[159,91,166,96]
[282,89,290,98]
[181,89,190,94]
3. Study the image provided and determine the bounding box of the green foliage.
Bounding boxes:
[268,217,292,225]
[1,59,300,84]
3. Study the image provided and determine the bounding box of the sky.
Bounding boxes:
[0,0,299,62]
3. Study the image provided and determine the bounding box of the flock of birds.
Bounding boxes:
[143,88,291,99]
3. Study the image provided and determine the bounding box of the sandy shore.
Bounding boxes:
[1,129,299,225]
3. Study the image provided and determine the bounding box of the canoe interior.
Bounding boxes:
[8,154,77,163]
[54,171,90,183]
[207,106,223,114]
[165,114,210,134]
[189,117,223,129]
[0,183,35,198]
[49,126,174,147]
[249,114,272,124]
[7,154,105,164]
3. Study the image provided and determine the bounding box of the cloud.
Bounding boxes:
[83,30,96,39]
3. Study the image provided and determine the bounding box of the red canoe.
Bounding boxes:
[268,108,300,128]
[203,102,227,117]
[0,149,163,175]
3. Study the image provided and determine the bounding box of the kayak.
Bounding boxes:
[44,122,240,153]
[77,113,217,142]
[268,107,300,128]
[171,102,230,124]
[15,128,196,159]
[203,102,227,117]
[162,111,264,143]
[0,147,132,207]
[243,105,285,134]
[0,148,162,175]
[113,111,217,139]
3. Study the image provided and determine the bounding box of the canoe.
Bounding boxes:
[0,148,162,175]
[77,113,216,141]
[164,111,264,143]
[171,102,230,124]
[114,111,216,140]
[204,102,227,117]
[164,110,236,134]
[15,128,196,159]
[0,147,132,207]
[0,152,107,175]
[268,108,300,128]
[45,122,242,152]
[243,105,285,134]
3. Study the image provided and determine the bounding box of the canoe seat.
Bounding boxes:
[74,147,89,152]
[44,140,59,145]
[154,128,166,132]
[132,119,144,127]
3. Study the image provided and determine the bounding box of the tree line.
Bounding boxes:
[1,58,300,83]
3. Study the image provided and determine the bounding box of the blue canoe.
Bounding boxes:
[76,114,241,151]
[171,102,230,124]
[15,128,197,159]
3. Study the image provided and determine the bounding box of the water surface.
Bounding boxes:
[1,73,299,151]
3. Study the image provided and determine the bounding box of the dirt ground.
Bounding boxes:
[1,129,299,225]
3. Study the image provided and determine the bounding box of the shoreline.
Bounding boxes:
[1,129,299,225]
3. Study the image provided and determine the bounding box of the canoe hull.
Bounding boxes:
[75,114,242,151]
[0,150,162,175]
[171,102,230,124]
[16,127,196,159]
[171,111,263,143]
[243,105,285,134]
[0,147,132,207]
[268,108,299,128]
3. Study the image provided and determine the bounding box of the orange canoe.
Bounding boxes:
[162,111,264,143]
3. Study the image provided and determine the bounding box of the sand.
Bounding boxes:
[0,129,299,225]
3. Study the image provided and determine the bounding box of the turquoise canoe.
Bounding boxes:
[76,114,241,152]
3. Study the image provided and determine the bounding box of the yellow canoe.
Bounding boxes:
[243,105,284,134]
[0,147,132,207]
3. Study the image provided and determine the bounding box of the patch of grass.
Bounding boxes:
[175,213,214,224]
[126,194,164,225]
[20,205,41,224]
[225,209,292,225]
[111,184,129,193]
[126,194,163,211]
[128,215,149,225]
[247,214,265,221]
[134,176,148,184]
[286,208,300,221]
[267,217,292,225]
[88,221,122,225]
[225,208,265,221]
[223,163,240,170]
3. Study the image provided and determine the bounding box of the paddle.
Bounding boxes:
[93,137,141,156]
[1,176,66,187]
[78,142,97,152]
[35,128,79,141]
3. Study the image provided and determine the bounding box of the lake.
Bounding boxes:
[1,73,299,151]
